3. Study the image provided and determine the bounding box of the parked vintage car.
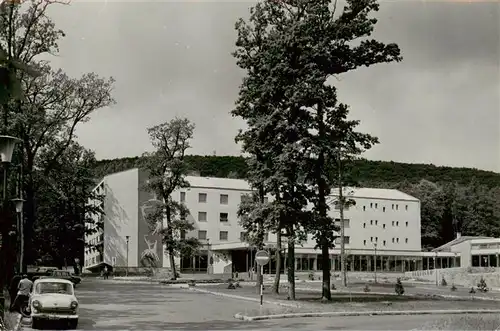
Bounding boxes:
[48,270,82,286]
[30,278,79,329]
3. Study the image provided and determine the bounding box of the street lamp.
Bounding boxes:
[11,198,24,273]
[125,236,130,277]
[206,238,212,275]
[373,242,378,283]
[0,135,22,316]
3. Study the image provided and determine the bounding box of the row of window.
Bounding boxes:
[364,237,409,246]
[183,192,410,212]
[197,211,229,222]
[194,230,269,242]
[363,220,409,228]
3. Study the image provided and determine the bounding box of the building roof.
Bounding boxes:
[329,187,419,202]
[185,176,418,201]
[432,236,493,252]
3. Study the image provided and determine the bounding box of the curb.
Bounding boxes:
[296,287,500,302]
[187,287,301,308]
[234,309,500,321]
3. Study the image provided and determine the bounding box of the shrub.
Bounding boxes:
[451,284,457,291]
[363,284,371,292]
[477,277,488,292]
[469,287,476,294]
[227,279,236,289]
[308,272,315,281]
[331,283,336,290]
[188,280,196,287]
[440,277,447,286]
[395,278,405,296]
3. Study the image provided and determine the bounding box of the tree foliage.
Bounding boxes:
[33,140,102,268]
[141,117,200,279]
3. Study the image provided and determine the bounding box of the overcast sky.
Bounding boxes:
[45,1,499,172]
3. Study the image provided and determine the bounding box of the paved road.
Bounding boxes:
[20,279,500,330]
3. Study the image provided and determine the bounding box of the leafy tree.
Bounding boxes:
[141,117,200,280]
[0,0,115,265]
[34,140,103,269]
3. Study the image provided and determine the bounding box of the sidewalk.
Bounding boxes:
[2,292,21,331]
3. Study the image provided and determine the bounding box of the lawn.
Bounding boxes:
[198,283,500,318]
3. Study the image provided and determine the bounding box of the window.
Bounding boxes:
[396,204,399,210]
[335,236,350,244]
[219,212,228,222]
[219,231,228,241]
[198,230,207,240]
[375,203,378,209]
[363,223,366,228]
[335,219,350,228]
[370,237,373,242]
[370,203,373,208]
[396,221,399,226]
[375,237,378,242]
[363,206,366,211]
[405,238,408,244]
[383,240,386,246]
[383,224,386,229]
[405,205,408,211]
[392,221,395,226]
[392,204,394,210]
[220,194,229,205]
[375,220,378,225]
[370,220,373,225]
[198,193,207,203]
[392,238,395,243]
[180,192,186,202]
[383,206,386,212]
[241,194,251,203]
[396,238,399,243]
[363,240,366,245]
[405,221,408,227]
[198,211,207,222]
[240,232,246,242]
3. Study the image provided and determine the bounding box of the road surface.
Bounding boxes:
[20,279,500,330]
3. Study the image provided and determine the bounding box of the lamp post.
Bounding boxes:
[373,243,378,283]
[0,135,22,317]
[125,235,130,277]
[11,198,24,273]
[206,238,212,275]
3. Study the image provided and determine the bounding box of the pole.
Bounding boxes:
[338,149,347,287]
[260,278,264,308]
[125,236,129,277]
[0,164,8,315]
[374,244,377,283]
[434,252,438,286]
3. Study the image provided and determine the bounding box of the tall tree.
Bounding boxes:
[141,117,200,280]
[0,0,115,265]
[34,139,103,268]
[233,1,315,300]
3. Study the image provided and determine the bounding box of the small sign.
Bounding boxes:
[255,250,270,266]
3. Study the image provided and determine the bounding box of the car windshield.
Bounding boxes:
[36,282,73,295]
[53,271,69,276]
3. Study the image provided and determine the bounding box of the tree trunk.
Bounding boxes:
[287,230,296,300]
[23,178,35,272]
[321,242,331,300]
[273,231,282,294]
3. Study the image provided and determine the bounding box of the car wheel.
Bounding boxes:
[32,317,42,330]
[67,319,78,329]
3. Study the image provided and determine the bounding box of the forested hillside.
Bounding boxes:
[93,155,500,188]
[93,155,500,250]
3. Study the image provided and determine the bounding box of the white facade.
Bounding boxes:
[84,180,105,269]
[175,176,421,255]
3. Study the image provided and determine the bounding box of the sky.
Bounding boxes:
[44,0,500,172]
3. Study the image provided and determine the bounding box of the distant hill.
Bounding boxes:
[92,155,500,189]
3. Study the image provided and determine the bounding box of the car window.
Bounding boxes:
[35,282,73,295]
